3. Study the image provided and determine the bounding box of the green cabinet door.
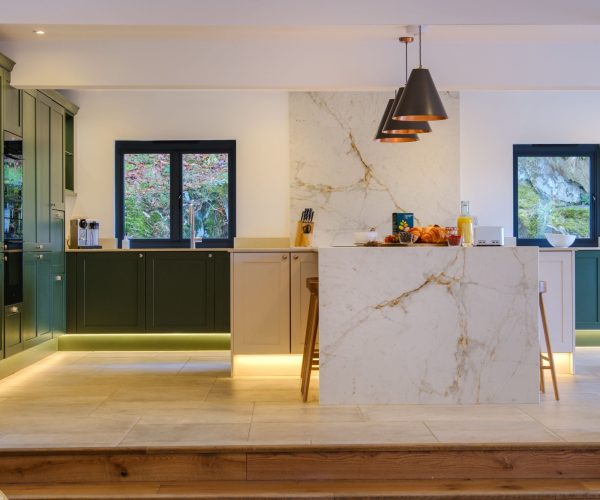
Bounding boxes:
[575,251,600,329]
[76,252,146,333]
[3,83,22,137]
[35,95,52,250]
[214,251,230,332]
[23,251,53,348]
[66,252,77,333]
[23,91,37,250]
[50,209,65,254]
[50,106,65,210]
[145,252,214,332]
[51,271,65,337]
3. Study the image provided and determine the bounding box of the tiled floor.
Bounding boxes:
[0,348,599,447]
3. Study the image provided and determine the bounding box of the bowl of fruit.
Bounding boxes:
[384,232,414,245]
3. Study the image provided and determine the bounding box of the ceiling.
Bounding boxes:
[0,0,599,90]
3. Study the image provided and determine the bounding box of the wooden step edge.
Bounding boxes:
[2,478,600,500]
[1,442,600,457]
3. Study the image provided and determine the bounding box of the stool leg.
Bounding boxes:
[539,351,545,393]
[539,292,559,401]
[300,292,317,395]
[303,298,319,402]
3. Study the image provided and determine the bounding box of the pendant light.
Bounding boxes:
[393,25,447,122]
[383,37,431,135]
[374,99,419,142]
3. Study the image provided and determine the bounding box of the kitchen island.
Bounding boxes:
[318,246,539,404]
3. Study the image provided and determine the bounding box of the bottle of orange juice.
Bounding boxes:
[457,201,474,247]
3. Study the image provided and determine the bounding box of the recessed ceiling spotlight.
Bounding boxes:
[33,30,45,35]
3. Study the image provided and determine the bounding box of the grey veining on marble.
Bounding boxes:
[289,91,459,246]
[318,246,539,405]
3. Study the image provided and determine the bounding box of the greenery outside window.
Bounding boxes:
[513,144,599,247]
[115,140,236,248]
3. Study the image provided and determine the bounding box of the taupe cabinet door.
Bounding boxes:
[233,252,290,354]
[290,252,318,354]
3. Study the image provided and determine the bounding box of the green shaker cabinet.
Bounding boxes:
[575,251,600,329]
[69,251,230,334]
[146,252,214,332]
[23,91,37,249]
[35,94,52,250]
[76,252,146,333]
[23,252,53,348]
[50,104,65,211]
[213,251,231,332]
[3,83,22,137]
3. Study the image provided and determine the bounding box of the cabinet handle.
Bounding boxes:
[37,254,44,260]
[55,275,62,281]
[36,244,44,250]
[208,253,212,258]
[293,255,299,260]
[10,306,18,314]
[139,253,144,258]
[3,256,6,262]
[282,255,288,260]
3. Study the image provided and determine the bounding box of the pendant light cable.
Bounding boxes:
[405,37,408,84]
[418,25,422,68]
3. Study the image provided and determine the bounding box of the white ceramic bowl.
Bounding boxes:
[545,233,576,248]
[353,232,370,244]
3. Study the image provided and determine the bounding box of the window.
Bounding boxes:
[116,140,235,248]
[513,144,599,246]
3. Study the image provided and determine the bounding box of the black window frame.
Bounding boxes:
[115,140,236,248]
[513,144,599,247]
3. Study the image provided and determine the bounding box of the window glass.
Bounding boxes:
[124,153,171,239]
[182,153,229,239]
[517,155,591,239]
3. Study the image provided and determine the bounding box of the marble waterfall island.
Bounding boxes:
[319,246,539,404]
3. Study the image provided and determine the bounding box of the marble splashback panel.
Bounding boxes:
[290,91,460,246]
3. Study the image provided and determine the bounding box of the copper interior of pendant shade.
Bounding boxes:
[374,99,419,142]
[374,136,419,143]
[385,88,431,134]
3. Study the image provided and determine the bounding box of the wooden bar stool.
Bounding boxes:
[539,280,559,401]
[301,277,319,402]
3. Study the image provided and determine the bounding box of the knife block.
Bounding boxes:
[294,221,314,247]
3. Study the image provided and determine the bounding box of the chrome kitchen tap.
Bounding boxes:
[189,203,202,248]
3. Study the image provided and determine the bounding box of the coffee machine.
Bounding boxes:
[69,218,102,249]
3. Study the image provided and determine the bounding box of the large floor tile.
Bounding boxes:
[248,421,437,445]
[0,415,139,435]
[0,432,127,448]
[252,403,364,423]
[106,385,212,402]
[359,404,534,422]
[425,420,564,443]
[119,423,250,446]
[136,402,255,424]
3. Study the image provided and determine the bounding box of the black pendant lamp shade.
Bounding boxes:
[384,87,431,134]
[374,99,419,143]
[393,67,447,121]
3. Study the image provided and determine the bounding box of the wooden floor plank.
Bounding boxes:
[0,453,246,483]
[247,449,600,481]
[2,479,600,499]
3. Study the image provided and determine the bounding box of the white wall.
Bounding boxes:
[64,90,290,239]
[461,91,600,235]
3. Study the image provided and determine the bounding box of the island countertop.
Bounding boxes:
[318,246,539,405]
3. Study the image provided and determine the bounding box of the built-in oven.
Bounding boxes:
[3,131,23,307]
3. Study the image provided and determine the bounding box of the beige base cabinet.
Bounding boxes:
[232,251,318,354]
[539,251,575,356]
[290,252,319,353]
